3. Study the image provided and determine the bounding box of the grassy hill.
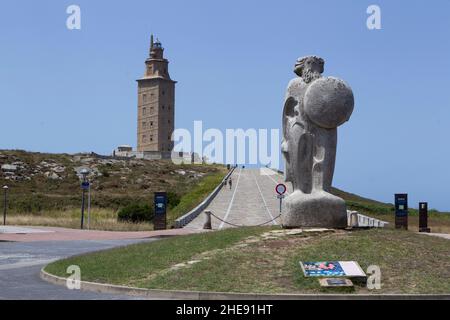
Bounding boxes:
[45,226,450,295]
[0,150,227,230]
[331,187,450,233]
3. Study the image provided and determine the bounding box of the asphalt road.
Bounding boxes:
[0,239,154,300]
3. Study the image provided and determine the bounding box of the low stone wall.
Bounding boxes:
[175,167,235,228]
[347,211,389,228]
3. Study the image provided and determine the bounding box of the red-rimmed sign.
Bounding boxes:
[275,183,287,195]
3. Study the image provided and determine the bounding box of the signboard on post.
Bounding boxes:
[275,184,287,195]
[154,192,167,230]
[419,202,431,233]
[395,193,408,230]
[275,184,287,213]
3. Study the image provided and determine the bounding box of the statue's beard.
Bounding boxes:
[303,69,321,83]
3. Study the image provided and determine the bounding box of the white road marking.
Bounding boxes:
[0,258,58,271]
[252,171,278,225]
[219,168,242,229]
[260,168,291,195]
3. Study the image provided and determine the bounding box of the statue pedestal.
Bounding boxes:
[282,190,347,228]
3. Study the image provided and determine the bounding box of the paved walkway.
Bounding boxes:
[185,168,292,230]
[0,226,201,242]
[420,233,450,240]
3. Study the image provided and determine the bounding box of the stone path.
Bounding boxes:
[185,168,292,230]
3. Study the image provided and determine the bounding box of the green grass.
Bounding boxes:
[44,227,450,294]
[167,172,226,226]
[288,229,450,294]
[44,226,272,285]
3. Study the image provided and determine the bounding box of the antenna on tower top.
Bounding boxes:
[150,34,154,51]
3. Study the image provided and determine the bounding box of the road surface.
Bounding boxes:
[0,239,154,300]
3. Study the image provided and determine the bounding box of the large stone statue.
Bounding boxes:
[281,56,354,228]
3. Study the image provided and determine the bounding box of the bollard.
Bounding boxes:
[203,210,212,230]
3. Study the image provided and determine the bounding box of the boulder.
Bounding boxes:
[1,164,18,172]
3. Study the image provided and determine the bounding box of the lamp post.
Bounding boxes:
[87,180,91,230]
[3,185,8,225]
[80,168,90,229]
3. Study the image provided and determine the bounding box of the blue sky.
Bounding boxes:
[1,0,449,210]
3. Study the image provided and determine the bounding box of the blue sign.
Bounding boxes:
[154,192,167,216]
[395,194,408,217]
[81,181,90,190]
[301,261,345,277]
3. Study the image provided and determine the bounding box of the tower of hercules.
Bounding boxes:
[137,35,176,152]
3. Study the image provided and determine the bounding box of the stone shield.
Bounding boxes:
[304,77,354,129]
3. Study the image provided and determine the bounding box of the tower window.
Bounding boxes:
[150,121,153,126]
[168,119,171,124]
[142,122,147,129]
[162,105,165,110]
[162,90,165,96]
[142,94,147,103]
[150,135,153,142]
[142,135,147,143]
[142,107,147,115]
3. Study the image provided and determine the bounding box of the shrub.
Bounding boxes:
[167,191,181,209]
[117,203,154,223]
[100,169,110,177]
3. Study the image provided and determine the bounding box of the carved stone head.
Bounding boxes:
[294,56,324,83]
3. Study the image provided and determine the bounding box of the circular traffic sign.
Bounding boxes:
[275,183,287,195]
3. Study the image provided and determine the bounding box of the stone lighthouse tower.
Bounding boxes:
[137,35,176,152]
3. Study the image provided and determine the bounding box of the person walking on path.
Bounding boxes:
[228,178,233,190]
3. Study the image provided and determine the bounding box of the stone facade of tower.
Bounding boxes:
[137,35,176,152]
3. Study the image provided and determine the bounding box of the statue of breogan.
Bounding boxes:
[281,56,354,228]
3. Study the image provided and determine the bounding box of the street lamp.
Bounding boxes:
[3,185,8,225]
[80,168,90,229]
